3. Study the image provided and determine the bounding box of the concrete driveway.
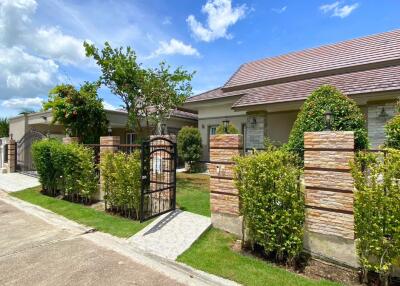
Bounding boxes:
[0,200,183,286]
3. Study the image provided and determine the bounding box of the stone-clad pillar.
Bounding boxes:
[97,136,120,201]
[303,131,357,267]
[7,137,16,173]
[209,134,243,236]
[62,137,79,144]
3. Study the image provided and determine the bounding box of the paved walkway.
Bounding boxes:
[129,210,211,260]
[0,193,237,286]
[0,173,40,192]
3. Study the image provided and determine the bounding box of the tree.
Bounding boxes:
[43,82,108,144]
[84,41,194,138]
[287,85,368,160]
[177,126,202,172]
[385,100,400,149]
[0,117,9,137]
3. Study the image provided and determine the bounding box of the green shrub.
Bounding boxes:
[32,140,59,194]
[234,148,304,263]
[100,151,141,218]
[177,126,202,172]
[216,122,239,134]
[385,101,400,149]
[32,140,98,200]
[287,85,368,160]
[350,149,400,284]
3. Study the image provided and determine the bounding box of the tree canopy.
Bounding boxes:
[0,117,9,138]
[385,101,400,149]
[84,41,194,138]
[43,82,108,144]
[287,85,368,160]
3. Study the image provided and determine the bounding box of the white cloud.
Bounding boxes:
[272,6,287,14]
[1,97,43,109]
[187,0,247,42]
[102,101,117,110]
[0,47,59,99]
[149,38,200,58]
[320,2,359,18]
[0,0,87,66]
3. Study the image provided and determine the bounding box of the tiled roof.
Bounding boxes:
[185,87,227,103]
[231,65,400,108]
[171,109,198,120]
[224,29,400,90]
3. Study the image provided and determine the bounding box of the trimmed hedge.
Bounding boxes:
[234,148,304,263]
[177,126,202,172]
[32,140,98,201]
[351,149,400,284]
[287,85,368,160]
[100,151,141,219]
[385,101,400,149]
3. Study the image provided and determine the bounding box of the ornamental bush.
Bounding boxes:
[32,140,98,201]
[234,148,304,263]
[287,85,368,160]
[100,151,141,219]
[177,126,202,172]
[385,101,400,149]
[216,122,239,134]
[350,149,400,285]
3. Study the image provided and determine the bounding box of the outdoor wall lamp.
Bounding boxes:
[324,110,333,131]
[108,125,112,136]
[161,123,167,135]
[222,120,229,134]
[378,107,389,120]
[250,117,257,128]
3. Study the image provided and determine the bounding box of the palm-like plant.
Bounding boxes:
[0,117,9,138]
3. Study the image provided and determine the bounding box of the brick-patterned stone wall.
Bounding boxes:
[304,131,355,240]
[97,136,121,200]
[62,136,79,144]
[6,138,16,173]
[209,134,243,235]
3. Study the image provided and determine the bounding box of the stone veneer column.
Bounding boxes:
[7,137,16,173]
[246,112,267,150]
[98,136,120,201]
[209,134,243,236]
[303,131,357,267]
[62,137,79,144]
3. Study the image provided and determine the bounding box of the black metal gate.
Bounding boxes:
[140,137,177,222]
[17,130,46,174]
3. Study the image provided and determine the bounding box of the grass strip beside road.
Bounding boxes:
[178,228,341,286]
[10,187,150,238]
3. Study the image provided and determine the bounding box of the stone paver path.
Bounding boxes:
[0,173,40,192]
[128,210,211,260]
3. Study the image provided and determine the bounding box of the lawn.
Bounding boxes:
[177,228,341,286]
[10,187,151,238]
[176,172,210,217]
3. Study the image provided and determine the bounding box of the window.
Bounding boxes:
[209,126,217,136]
[126,133,136,144]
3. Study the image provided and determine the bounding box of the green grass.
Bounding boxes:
[178,228,341,286]
[176,172,210,217]
[10,187,150,238]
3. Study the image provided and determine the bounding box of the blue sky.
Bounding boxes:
[0,0,399,117]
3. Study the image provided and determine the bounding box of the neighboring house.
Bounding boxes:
[184,29,400,160]
[8,108,197,171]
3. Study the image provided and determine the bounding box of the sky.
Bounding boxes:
[0,0,399,117]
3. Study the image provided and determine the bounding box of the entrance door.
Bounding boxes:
[140,136,177,222]
[16,130,45,175]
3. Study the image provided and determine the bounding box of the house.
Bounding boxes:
[8,108,197,171]
[184,29,400,160]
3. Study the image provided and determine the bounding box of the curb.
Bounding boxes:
[0,191,240,286]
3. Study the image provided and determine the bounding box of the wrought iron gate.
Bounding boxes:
[17,130,46,173]
[140,137,177,222]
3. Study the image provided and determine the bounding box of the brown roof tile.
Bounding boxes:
[185,87,226,103]
[224,29,400,90]
[231,65,400,108]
